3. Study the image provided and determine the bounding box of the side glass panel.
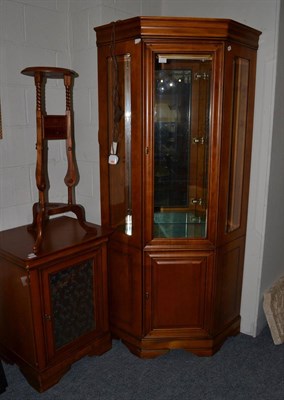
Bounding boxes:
[153,55,212,239]
[107,54,132,235]
[226,58,249,232]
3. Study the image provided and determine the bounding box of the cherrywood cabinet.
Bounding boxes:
[0,217,111,392]
[95,17,261,357]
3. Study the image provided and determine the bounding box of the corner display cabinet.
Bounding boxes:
[95,17,261,358]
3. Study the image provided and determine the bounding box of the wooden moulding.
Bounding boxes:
[95,16,261,49]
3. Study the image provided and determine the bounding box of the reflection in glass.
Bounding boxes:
[153,55,212,239]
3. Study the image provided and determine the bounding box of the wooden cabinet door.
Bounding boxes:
[108,240,143,338]
[144,251,214,338]
[41,248,107,362]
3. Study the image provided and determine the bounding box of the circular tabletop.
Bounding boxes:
[21,66,78,79]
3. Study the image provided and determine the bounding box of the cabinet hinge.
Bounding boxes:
[194,72,210,80]
[145,292,149,300]
[190,197,205,207]
[192,136,205,145]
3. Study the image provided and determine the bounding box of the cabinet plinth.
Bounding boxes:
[95,17,260,357]
[0,217,111,392]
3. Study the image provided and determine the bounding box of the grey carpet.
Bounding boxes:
[1,326,283,399]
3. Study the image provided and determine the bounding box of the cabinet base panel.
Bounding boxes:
[0,333,112,393]
[112,319,240,359]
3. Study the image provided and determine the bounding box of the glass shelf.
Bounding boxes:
[154,211,206,238]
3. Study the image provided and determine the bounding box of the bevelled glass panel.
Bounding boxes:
[107,54,132,235]
[226,58,249,232]
[50,259,95,349]
[153,55,211,239]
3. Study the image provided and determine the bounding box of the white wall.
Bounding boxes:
[69,0,161,223]
[259,0,284,329]
[0,0,160,230]
[0,0,282,337]
[0,0,71,230]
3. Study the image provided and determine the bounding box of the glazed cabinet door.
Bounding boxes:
[144,42,223,246]
[97,38,142,247]
[41,248,108,362]
[218,42,257,243]
[144,251,215,338]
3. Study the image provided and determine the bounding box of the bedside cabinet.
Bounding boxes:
[0,217,111,392]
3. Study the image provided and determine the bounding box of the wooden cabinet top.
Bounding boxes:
[95,16,261,49]
[0,217,111,265]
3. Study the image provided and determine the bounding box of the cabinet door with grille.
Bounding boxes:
[41,249,107,362]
